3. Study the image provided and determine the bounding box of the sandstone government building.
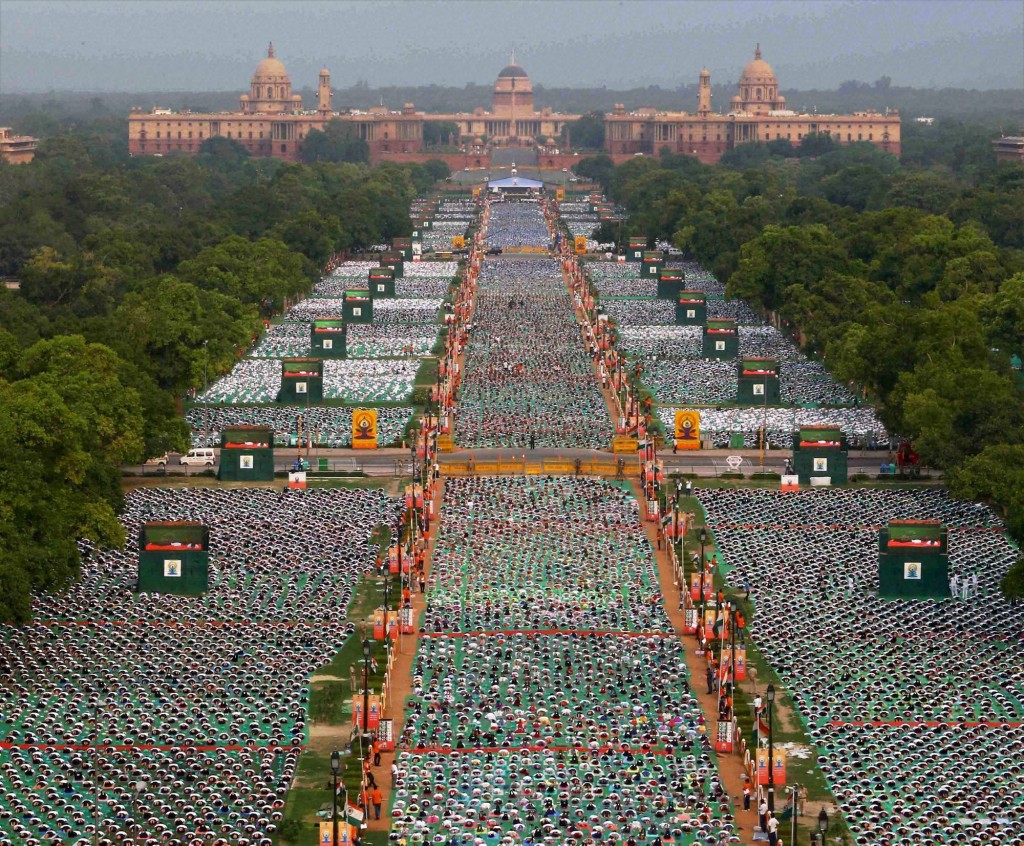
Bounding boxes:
[128,44,901,165]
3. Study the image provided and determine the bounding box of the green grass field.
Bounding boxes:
[276,523,406,846]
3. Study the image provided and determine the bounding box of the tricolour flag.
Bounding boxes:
[346,803,365,828]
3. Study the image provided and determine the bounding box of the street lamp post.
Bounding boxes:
[730,598,737,697]
[382,571,391,639]
[759,372,769,468]
[674,500,683,589]
[698,526,708,622]
[791,781,799,846]
[331,750,341,846]
[362,638,371,735]
[816,807,829,845]
[409,428,419,609]
[766,682,776,812]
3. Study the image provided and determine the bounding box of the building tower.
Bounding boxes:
[318,68,332,116]
[697,68,713,116]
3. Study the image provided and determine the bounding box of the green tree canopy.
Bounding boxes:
[198,136,250,160]
[300,119,370,164]
[574,154,615,191]
[727,224,852,311]
[949,445,1024,544]
[563,111,605,150]
[177,235,310,311]
[422,121,460,147]
[0,335,146,622]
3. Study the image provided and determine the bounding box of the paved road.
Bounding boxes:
[127,447,920,479]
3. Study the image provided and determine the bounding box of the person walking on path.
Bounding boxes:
[759,798,769,832]
[372,786,383,820]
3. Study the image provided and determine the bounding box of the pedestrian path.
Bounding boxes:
[380,197,742,846]
[391,476,738,845]
[455,199,611,450]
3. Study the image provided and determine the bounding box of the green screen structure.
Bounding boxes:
[138,522,210,595]
[627,236,647,262]
[641,250,666,278]
[310,318,347,359]
[702,319,739,359]
[380,251,404,279]
[878,520,950,598]
[369,267,397,298]
[392,237,413,261]
[343,290,373,324]
[792,425,848,484]
[676,291,707,326]
[278,358,324,404]
[218,424,276,482]
[657,269,685,300]
[736,358,781,406]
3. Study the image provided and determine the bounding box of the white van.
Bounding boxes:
[180,448,216,466]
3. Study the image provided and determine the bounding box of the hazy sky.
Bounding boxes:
[1,0,1022,93]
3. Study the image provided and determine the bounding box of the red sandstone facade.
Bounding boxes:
[127,44,901,166]
[604,47,900,162]
[0,127,37,164]
[128,44,424,161]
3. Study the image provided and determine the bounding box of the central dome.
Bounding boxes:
[740,45,776,82]
[498,63,529,79]
[253,42,288,80]
[492,55,535,121]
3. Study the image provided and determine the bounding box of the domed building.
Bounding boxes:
[240,43,303,114]
[492,56,535,119]
[606,44,900,163]
[129,44,424,162]
[128,44,898,167]
[731,44,786,114]
[440,55,578,146]
[129,47,579,163]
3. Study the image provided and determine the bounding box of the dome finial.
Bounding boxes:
[268,41,275,59]
[755,43,761,60]
[511,46,516,65]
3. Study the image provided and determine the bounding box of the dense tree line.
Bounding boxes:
[0,129,448,621]
[582,122,1024,594]
[559,111,606,151]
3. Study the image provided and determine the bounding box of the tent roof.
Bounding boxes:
[488,176,544,189]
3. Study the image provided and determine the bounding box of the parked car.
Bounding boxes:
[180,448,216,467]
[143,454,168,467]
